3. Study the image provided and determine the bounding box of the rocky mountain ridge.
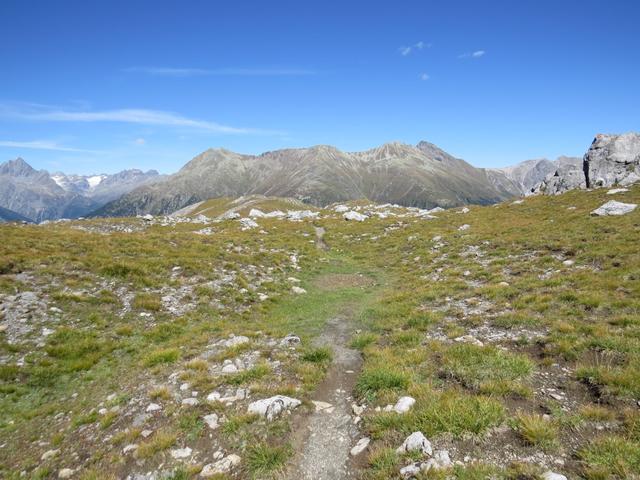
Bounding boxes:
[0,158,162,222]
[95,141,513,217]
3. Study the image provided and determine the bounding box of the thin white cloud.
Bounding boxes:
[0,103,280,135]
[399,41,431,56]
[420,73,430,81]
[125,66,316,77]
[0,140,101,153]
[134,137,146,145]
[459,50,486,59]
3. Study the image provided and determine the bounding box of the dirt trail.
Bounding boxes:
[314,226,328,250]
[286,311,363,480]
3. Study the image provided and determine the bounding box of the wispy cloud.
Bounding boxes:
[0,102,280,135]
[0,140,102,153]
[399,41,431,56]
[458,50,486,59]
[124,66,316,77]
[420,73,430,81]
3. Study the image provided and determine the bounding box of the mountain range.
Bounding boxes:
[0,158,162,222]
[95,141,525,217]
[2,133,637,222]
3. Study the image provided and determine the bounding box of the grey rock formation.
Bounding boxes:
[590,200,637,216]
[583,133,640,188]
[534,157,585,195]
[96,141,513,217]
[488,157,581,196]
[534,133,640,195]
[0,158,161,221]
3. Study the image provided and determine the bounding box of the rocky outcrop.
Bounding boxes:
[534,133,640,195]
[583,133,640,188]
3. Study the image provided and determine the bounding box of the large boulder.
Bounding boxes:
[584,133,640,188]
[591,200,637,216]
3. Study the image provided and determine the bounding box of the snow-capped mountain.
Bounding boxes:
[0,158,163,222]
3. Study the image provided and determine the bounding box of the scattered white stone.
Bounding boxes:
[248,209,266,218]
[334,205,350,213]
[207,391,221,402]
[238,217,259,230]
[458,224,470,231]
[122,444,138,454]
[58,468,74,479]
[459,207,470,213]
[181,398,199,406]
[146,403,162,412]
[312,401,334,413]
[424,450,453,470]
[203,413,220,430]
[142,214,154,221]
[512,199,524,205]
[222,364,239,374]
[352,404,365,416]
[350,437,371,456]
[247,395,301,421]
[400,464,421,478]
[280,334,301,346]
[200,454,241,477]
[454,335,483,347]
[180,383,190,391]
[591,200,637,216]
[393,396,416,414]
[396,432,433,456]
[141,429,153,438]
[223,335,250,348]
[542,472,568,480]
[607,188,629,194]
[171,447,193,459]
[41,449,58,461]
[343,211,368,222]
[291,286,307,295]
[562,259,575,266]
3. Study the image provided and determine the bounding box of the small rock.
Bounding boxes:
[458,224,470,231]
[58,468,74,479]
[343,211,368,222]
[396,432,432,456]
[352,404,365,416]
[122,444,138,454]
[247,395,301,421]
[146,403,162,412]
[171,447,192,459]
[141,429,153,438]
[562,260,575,266]
[393,396,416,414]
[542,472,568,480]
[280,334,301,346]
[312,401,334,413]
[607,188,629,194]
[41,449,58,461]
[222,364,238,374]
[200,454,241,477]
[203,413,219,430]
[291,286,307,295]
[350,437,370,456]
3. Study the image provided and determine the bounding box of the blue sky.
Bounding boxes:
[1,0,639,174]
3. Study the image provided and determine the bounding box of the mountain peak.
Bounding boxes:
[0,157,36,176]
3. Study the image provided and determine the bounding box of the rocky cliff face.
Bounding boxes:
[0,158,162,222]
[584,133,640,188]
[534,133,640,195]
[95,141,513,217]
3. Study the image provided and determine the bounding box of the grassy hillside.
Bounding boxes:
[1,186,639,479]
